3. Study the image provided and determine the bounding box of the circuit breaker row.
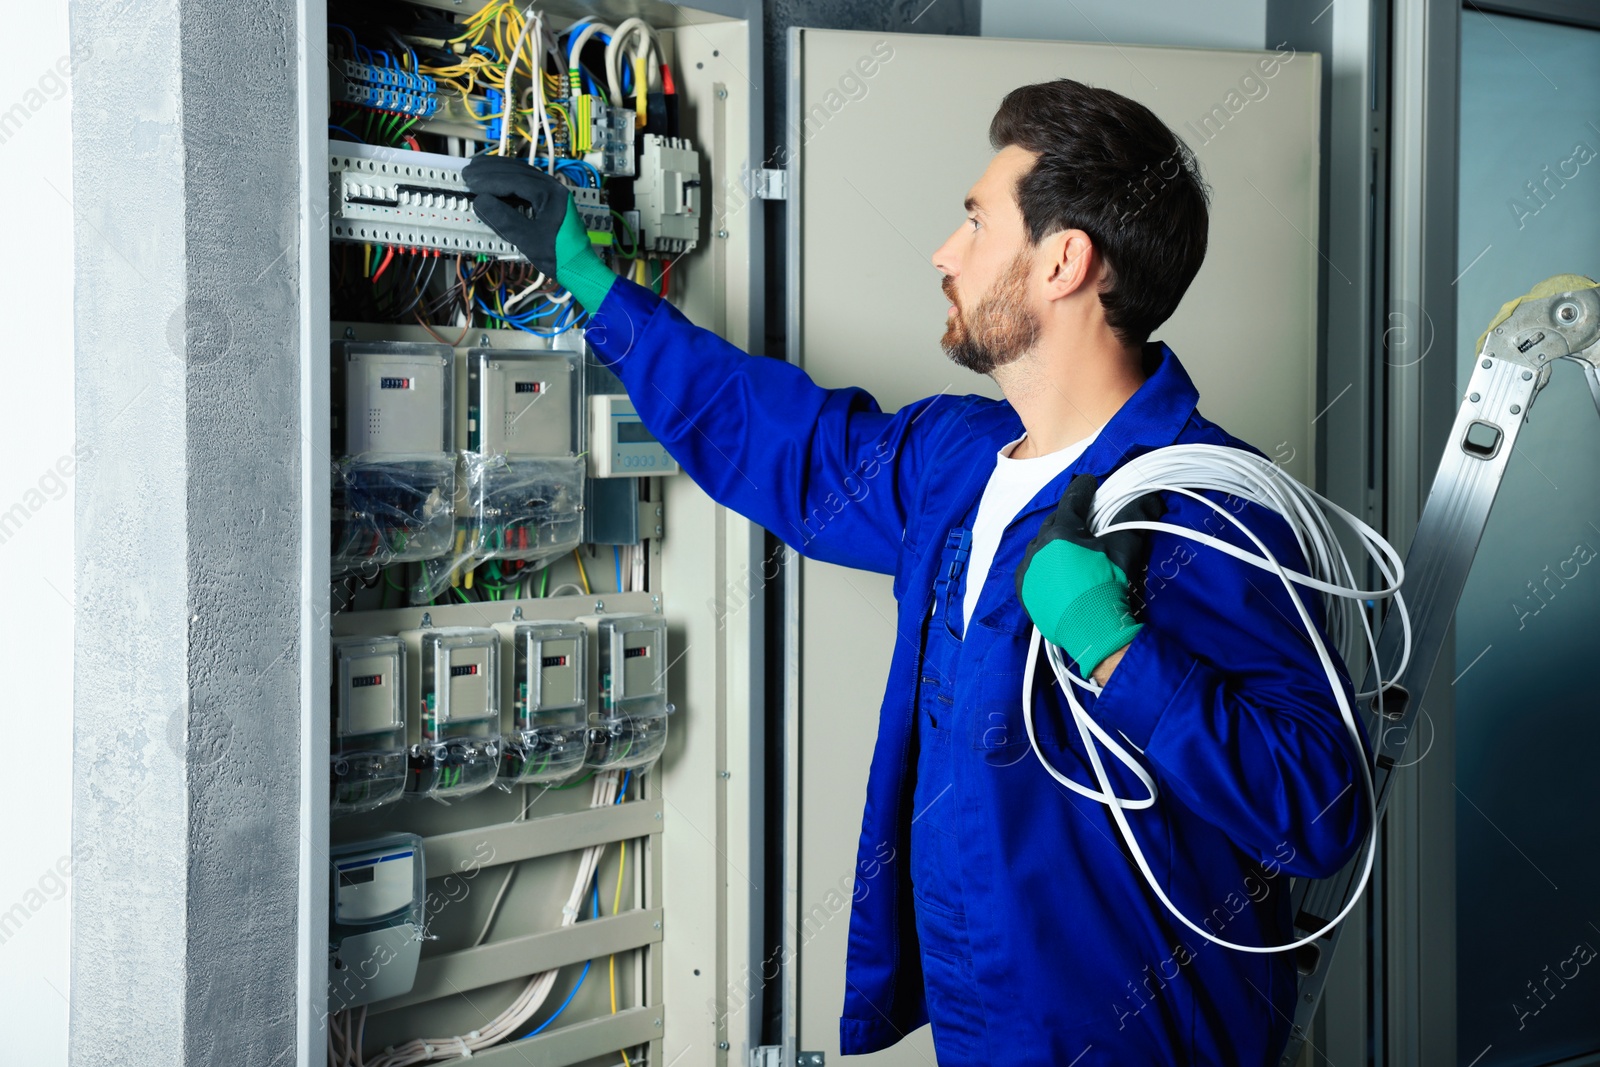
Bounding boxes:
[332,612,671,813]
[330,340,678,597]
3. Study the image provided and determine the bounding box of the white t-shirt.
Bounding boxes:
[961,431,1098,634]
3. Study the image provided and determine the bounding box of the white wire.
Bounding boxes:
[605,18,660,107]
[1023,443,1408,954]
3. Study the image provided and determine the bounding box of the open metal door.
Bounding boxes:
[781,26,1323,1065]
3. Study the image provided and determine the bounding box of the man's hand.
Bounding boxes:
[461,156,618,312]
[1015,474,1164,681]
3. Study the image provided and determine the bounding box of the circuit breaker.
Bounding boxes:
[399,625,501,800]
[328,834,425,1011]
[633,134,702,254]
[331,635,408,816]
[332,341,456,574]
[579,613,672,771]
[492,619,591,785]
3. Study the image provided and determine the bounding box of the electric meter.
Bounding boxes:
[492,619,591,785]
[399,625,501,800]
[579,613,673,771]
[331,634,407,816]
[328,834,424,1010]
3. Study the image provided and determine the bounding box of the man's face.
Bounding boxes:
[932,146,1041,375]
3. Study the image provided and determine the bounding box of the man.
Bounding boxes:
[466,78,1366,1066]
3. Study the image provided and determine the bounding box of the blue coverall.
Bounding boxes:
[584,276,1368,1065]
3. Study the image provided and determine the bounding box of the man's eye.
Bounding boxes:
[967,216,979,230]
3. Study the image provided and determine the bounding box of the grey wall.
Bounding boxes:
[68,0,316,1062]
[982,0,1268,51]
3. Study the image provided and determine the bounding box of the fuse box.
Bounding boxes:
[493,619,590,785]
[580,613,672,771]
[331,635,408,816]
[328,834,425,1011]
[400,625,501,800]
[332,341,456,575]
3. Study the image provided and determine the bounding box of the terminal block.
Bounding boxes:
[633,134,701,253]
[333,58,439,117]
[331,635,408,816]
[579,613,673,772]
[400,626,502,801]
[493,619,591,785]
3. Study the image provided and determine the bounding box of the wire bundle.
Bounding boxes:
[1023,443,1409,953]
[348,770,625,1066]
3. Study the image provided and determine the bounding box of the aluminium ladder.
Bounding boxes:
[1280,276,1600,1064]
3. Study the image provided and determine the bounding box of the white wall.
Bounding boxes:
[0,3,76,1063]
[982,0,1268,51]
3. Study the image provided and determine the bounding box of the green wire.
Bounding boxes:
[609,210,639,257]
[454,587,471,604]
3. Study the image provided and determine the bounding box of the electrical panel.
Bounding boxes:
[331,635,408,816]
[580,613,672,771]
[320,3,747,1063]
[400,625,501,800]
[493,618,590,785]
[328,834,425,1011]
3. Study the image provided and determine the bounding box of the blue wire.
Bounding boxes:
[521,958,590,1039]
[328,124,366,144]
[617,769,631,800]
[614,547,622,593]
[329,23,361,55]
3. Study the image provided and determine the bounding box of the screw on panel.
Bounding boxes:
[421,612,433,627]
[716,229,730,239]
[717,88,728,99]
[654,920,662,929]
[344,327,356,339]
[719,770,731,779]
[512,606,524,620]
[654,1018,662,1027]
[1469,393,1480,403]
[719,1041,731,1050]
[595,601,605,612]
[480,334,492,346]
[1510,404,1522,414]
[1523,370,1534,380]
[654,811,662,819]
[1482,358,1493,368]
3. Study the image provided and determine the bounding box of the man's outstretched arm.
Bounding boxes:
[465,156,946,575]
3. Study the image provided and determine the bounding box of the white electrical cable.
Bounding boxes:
[605,18,660,108]
[1024,443,1409,954]
[363,771,622,1066]
[566,19,614,94]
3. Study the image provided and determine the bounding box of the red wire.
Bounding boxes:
[371,245,396,282]
[659,259,670,299]
[660,63,676,95]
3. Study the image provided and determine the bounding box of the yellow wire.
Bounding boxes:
[610,837,630,1066]
[572,549,591,595]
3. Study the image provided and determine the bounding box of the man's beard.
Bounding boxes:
[940,251,1040,375]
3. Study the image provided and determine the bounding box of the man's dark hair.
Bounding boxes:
[989,79,1210,345]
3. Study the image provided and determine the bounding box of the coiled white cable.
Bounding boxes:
[1024,444,1409,953]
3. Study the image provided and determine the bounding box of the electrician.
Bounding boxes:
[465,78,1367,1066]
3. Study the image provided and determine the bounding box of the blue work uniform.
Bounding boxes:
[585,277,1369,1065]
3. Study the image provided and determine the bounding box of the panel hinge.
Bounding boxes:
[752,168,788,201]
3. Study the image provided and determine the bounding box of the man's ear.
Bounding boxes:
[1041,229,1098,301]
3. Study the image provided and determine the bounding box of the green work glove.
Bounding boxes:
[1015,474,1165,676]
[462,155,617,312]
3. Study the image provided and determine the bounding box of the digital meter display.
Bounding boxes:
[616,420,657,444]
[541,654,568,667]
[514,381,542,394]
[379,376,413,390]
[351,673,383,689]
[450,664,480,677]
